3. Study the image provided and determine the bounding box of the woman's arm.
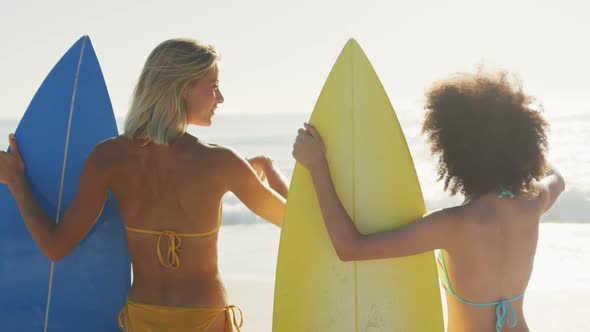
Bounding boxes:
[293,124,456,261]
[224,149,287,227]
[247,156,289,199]
[0,135,111,261]
[537,162,565,213]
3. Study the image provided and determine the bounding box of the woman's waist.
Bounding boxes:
[128,271,228,307]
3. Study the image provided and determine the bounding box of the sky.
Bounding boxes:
[0,0,588,120]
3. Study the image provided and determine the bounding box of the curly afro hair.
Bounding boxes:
[423,70,549,197]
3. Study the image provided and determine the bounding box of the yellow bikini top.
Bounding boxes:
[125,206,222,270]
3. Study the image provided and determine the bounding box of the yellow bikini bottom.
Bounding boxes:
[118,300,243,331]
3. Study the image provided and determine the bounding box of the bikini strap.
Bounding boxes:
[493,295,524,332]
[497,188,515,199]
[123,204,223,269]
[225,305,244,331]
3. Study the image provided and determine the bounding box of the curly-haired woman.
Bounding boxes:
[292,70,564,332]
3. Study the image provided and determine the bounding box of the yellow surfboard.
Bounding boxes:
[273,39,444,331]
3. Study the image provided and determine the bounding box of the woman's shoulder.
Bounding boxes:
[190,137,242,160]
[192,140,255,177]
[91,136,132,157]
[76,136,129,178]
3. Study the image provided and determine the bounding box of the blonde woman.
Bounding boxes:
[0,39,288,331]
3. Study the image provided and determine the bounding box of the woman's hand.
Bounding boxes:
[0,134,25,187]
[292,123,327,173]
[247,155,289,199]
[247,156,273,182]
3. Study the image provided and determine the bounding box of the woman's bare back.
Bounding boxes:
[443,192,544,332]
[105,134,242,308]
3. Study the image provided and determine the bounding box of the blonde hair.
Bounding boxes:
[124,38,220,145]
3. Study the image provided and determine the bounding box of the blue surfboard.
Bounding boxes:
[0,36,130,331]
